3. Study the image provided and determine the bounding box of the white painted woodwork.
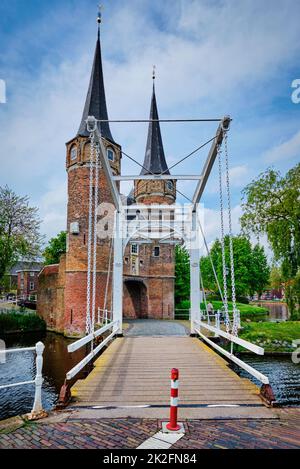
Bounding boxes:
[194,320,264,355]
[194,327,269,384]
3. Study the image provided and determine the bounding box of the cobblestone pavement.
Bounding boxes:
[125,320,188,337]
[0,409,299,449]
[173,409,300,449]
[0,418,159,449]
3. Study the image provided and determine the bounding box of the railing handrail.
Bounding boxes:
[68,320,118,353]
[0,346,35,354]
[193,319,269,385]
[66,320,119,381]
[194,319,264,355]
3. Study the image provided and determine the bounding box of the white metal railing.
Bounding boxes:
[96,308,111,325]
[193,319,270,385]
[0,342,45,415]
[66,320,119,381]
[174,309,190,319]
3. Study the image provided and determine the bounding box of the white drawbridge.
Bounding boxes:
[64,114,274,405]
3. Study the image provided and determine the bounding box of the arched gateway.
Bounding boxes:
[123,279,148,319]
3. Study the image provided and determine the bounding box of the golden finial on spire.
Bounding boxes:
[152,65,156,81]
[97,4,102,24]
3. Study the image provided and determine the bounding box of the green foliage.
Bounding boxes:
[241,164,300,317]
[175,245,190,305]
[0,312,46,334]
[201,300,268,321]
[200,235,270,298]
[0,186,42,282]
[43,231,67,265]
[269,265,283,290]
[175,299,267,320]
[239,321,300,351]
[175,299,191,310]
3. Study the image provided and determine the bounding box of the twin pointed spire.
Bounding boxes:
[78,11,170,176]
[140,69,170,175]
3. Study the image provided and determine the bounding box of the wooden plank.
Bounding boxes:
[71,336,265,409]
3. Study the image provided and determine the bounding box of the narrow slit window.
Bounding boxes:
[153,246,160,257]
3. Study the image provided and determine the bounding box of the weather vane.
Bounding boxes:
[152,65,156,81]
[97,4,102,24]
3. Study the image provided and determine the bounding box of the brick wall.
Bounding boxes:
[37,255,65,333]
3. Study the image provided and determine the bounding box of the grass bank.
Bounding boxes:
[0,312,46,335]
[239,321,300,352]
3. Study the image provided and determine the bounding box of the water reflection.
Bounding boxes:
[257,302,289,321]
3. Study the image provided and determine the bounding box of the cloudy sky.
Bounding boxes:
[0,0,299,251]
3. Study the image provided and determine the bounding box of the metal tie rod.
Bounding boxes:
[94,118,230,123]
[112,175,203,181]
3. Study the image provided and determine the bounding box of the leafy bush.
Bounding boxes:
[236,296,250,304]
[175,300,190,311]
[0,312,46,334]
[239,321,300,351]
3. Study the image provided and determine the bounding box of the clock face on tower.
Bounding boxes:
[70,146,77,161]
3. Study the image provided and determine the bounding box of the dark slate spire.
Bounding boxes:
[77,18,114,142]
[140,80,169,175]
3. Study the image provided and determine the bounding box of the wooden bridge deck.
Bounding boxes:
[70,336,275,419]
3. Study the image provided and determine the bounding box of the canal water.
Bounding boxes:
[233,354,300,406]
[0,329,299,420]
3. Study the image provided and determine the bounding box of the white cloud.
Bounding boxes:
[263,130,300,163]
[202,204,243,248]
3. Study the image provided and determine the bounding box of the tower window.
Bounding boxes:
[153,246,160,257]
[131,244,138,255]
[167,181,174,191]
[70,146,77,161]
[107,148,115,161]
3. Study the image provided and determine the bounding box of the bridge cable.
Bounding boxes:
[103,234,114,320]
[91,141,101,338]
[86,131,95,335]
[223,129,240,335]
[217,142,231,334]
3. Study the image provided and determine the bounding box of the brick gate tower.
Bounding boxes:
[38,24,121,337]
[122,80,177,319]
[63,26,122,336]
[37,22,177,336]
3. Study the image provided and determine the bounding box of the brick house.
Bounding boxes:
[37,25,176,337]
[17,263,43,300]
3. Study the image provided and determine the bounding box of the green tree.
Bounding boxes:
[269,265,283,290]
[250,244,270,298]
[200,235,270,299]
[0,186,42,282]
[241,163,300,315]
[175,245,190,306]
[43,231,67,265]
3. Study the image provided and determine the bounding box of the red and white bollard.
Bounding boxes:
[166,368,181,431]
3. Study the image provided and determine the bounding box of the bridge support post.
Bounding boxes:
[190,211,201,335]
[113,210,123,335]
